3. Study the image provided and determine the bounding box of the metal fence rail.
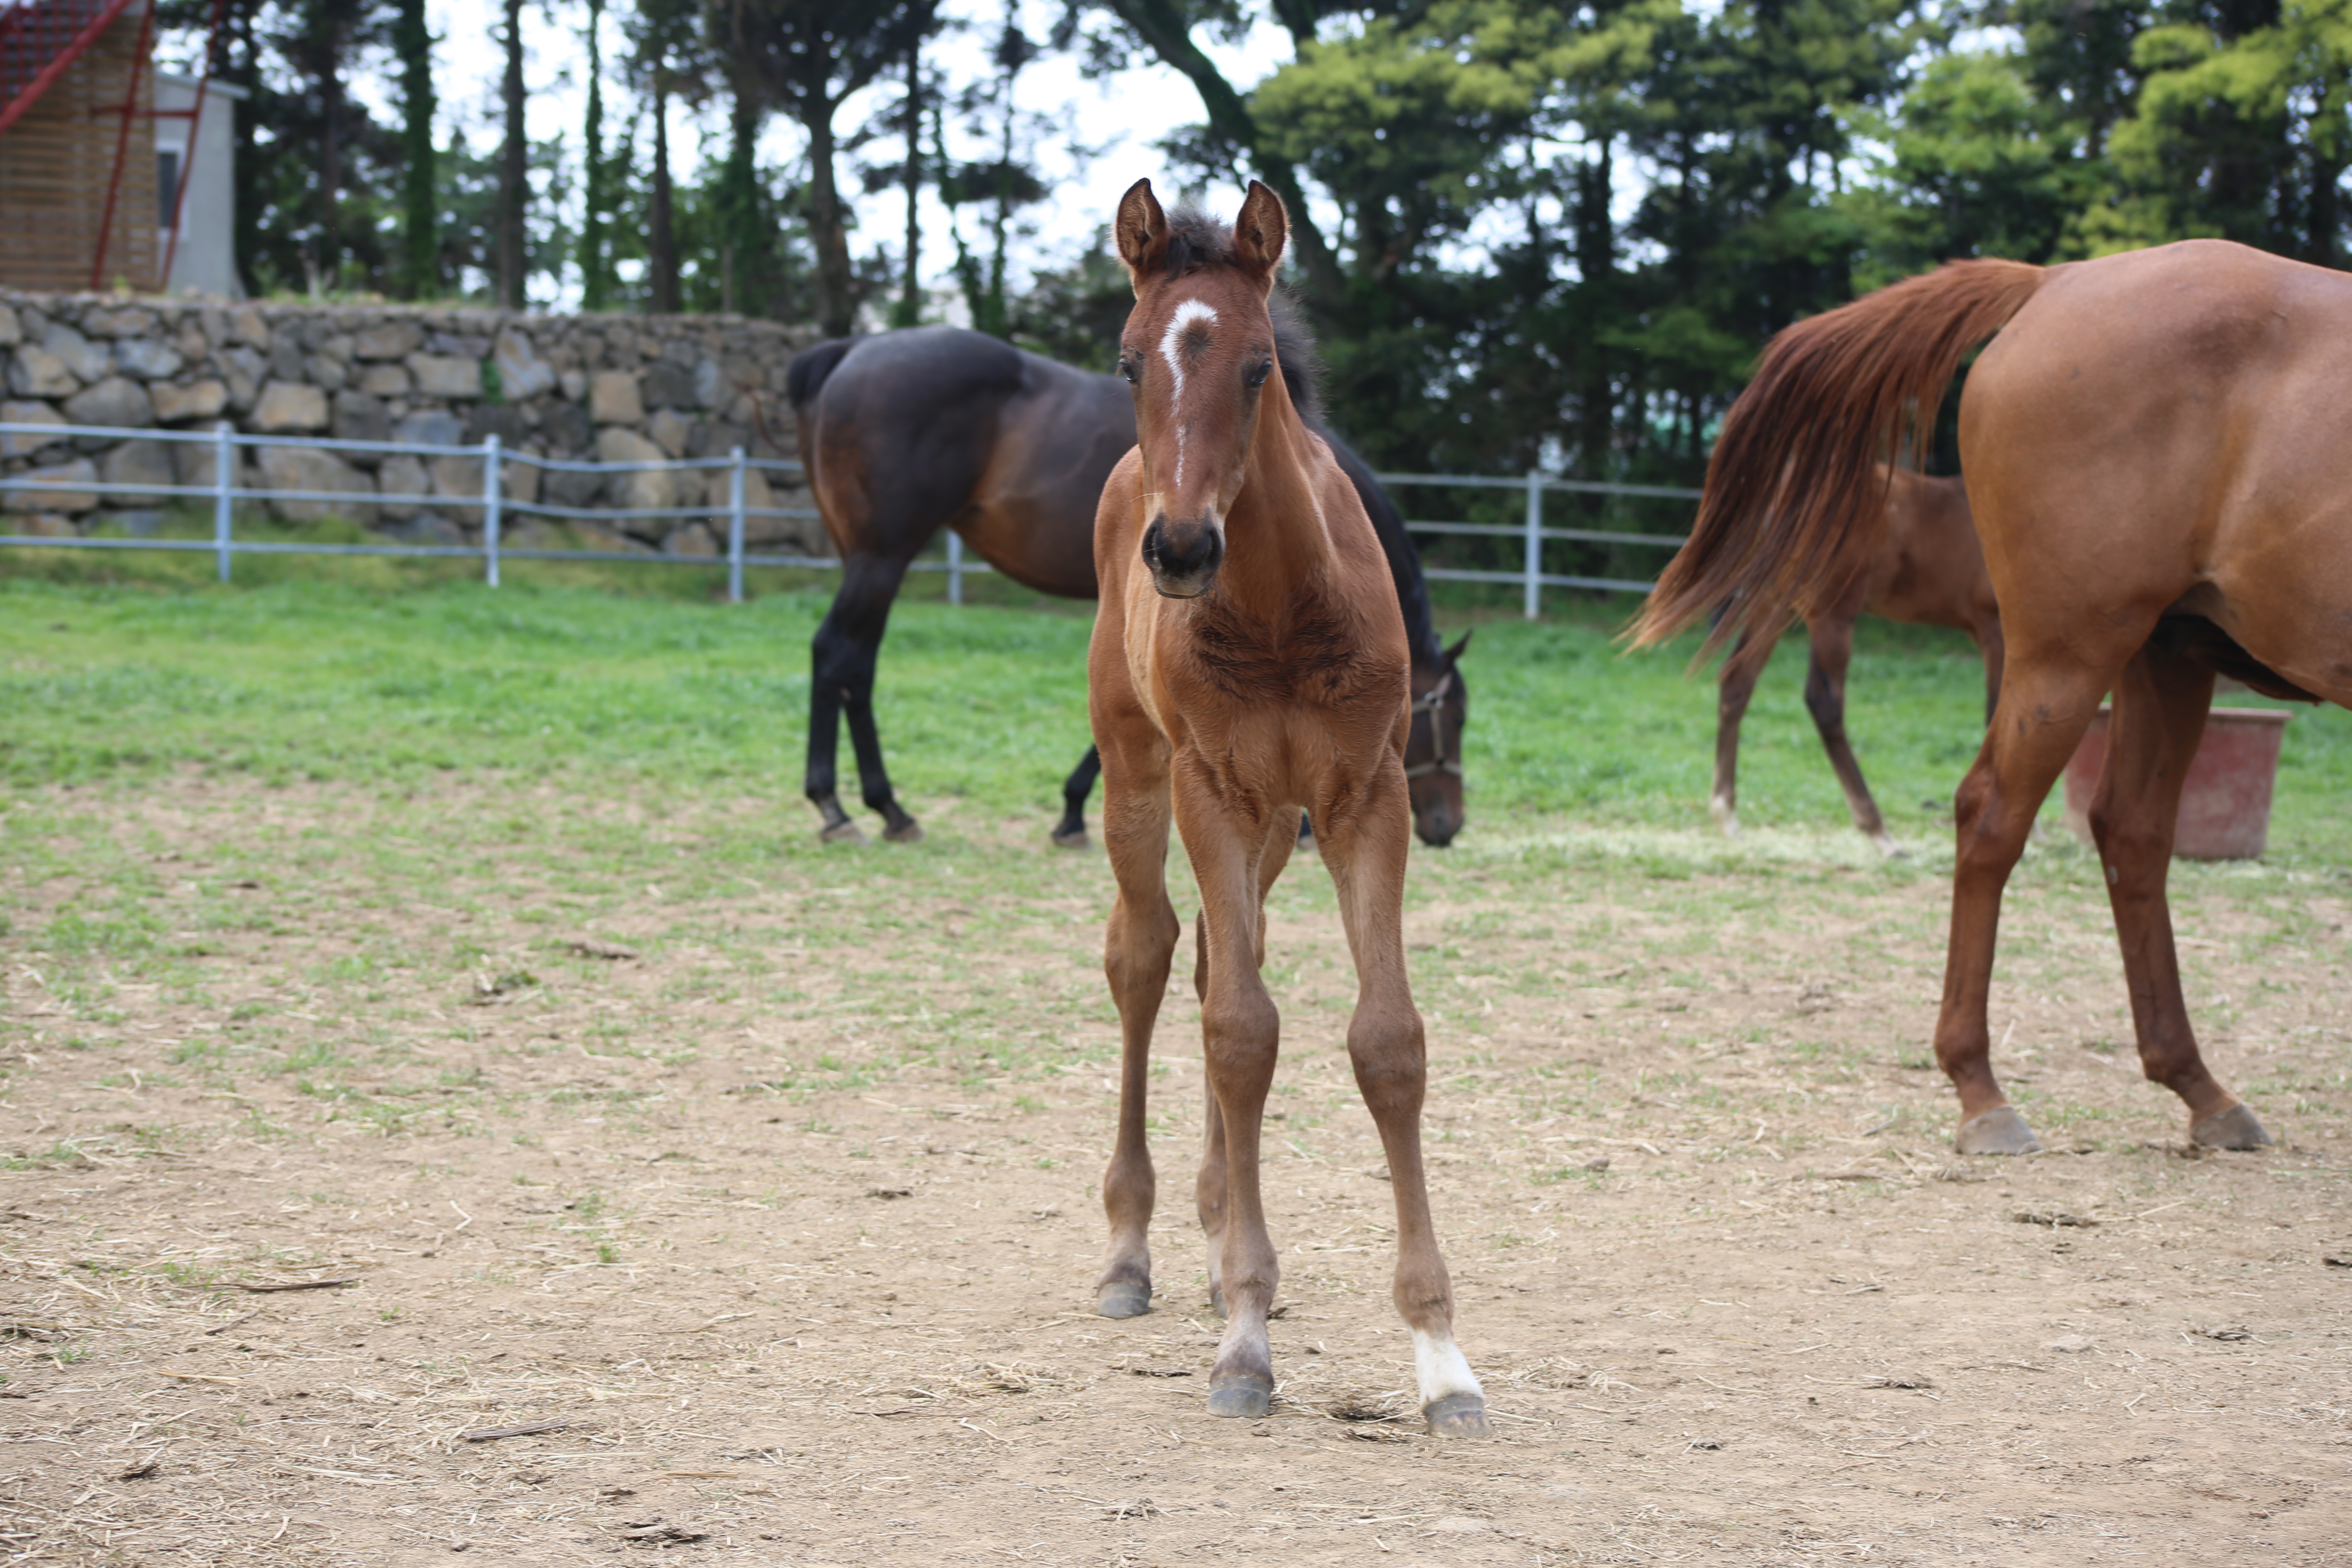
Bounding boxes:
[0,424,1699,616]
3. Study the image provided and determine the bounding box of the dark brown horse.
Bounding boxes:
[1711,468,2003,854]
[786,326,1470,849]
[1089,179,1488,1436]
[1637,238,2341,1156]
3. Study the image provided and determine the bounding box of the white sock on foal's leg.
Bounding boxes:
[1411,1325,1487,1426]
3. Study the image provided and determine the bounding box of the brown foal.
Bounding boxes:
[1639,239,2347,1156]
[1711,468,2004,855]
[1086,179,1488,1437]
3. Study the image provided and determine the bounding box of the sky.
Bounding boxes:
[404,0,1298,313]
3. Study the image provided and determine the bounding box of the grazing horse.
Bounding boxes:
[1711,468,2004,855]
[1087,180,1488,1437]
[1635,238,2341,1156]
[786,325,1472,849]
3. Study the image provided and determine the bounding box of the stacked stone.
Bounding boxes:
[0,294,826,557]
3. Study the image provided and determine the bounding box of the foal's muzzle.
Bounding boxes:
[1142,514,1225,598]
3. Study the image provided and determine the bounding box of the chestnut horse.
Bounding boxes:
[1712,468,2003,854]
[1089,180,1488,1437]
[786,327,1472,850]
[1637,238,2339,1156]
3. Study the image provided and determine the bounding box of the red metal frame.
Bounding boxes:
[87,0,150,287]
[0,0,139,138]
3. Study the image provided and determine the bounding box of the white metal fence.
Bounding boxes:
[0,423,1698,617]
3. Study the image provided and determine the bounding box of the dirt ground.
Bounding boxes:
[4,778,2350,1566]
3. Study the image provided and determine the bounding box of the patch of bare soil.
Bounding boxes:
[3,781,2349,1565]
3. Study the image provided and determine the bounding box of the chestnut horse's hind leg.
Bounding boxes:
[1803,616,1901,857]
[1936,651,2118,1155]
[1054,746,1101,851]
[1093,730,1179,1319]
[1711,624,1772,835]
[806,555,920,844]
[1318,770,1488,1437]
[2091,637,2270,1149]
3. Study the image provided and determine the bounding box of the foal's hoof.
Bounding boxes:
[2192,1102,2273,1150]
[1954,1106,2043,1156]
[1871,829,1907,860]
[819,818,869,846]
[1422,1392,1492,1439]
[882,818,924,844]
[1206,1374,1272,1419]
[1095,1281,1153,1319]
[1208,1285,1227,1320]
[1050,826,1092,852]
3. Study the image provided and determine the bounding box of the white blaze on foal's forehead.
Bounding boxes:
[1159,298,1218,490]
[1158,298,1218,398]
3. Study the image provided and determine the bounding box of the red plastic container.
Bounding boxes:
[2062,706,2292,860]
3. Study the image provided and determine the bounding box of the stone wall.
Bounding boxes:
[0,293,830,558]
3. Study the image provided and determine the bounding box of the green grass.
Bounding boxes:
[4,566,2348,862]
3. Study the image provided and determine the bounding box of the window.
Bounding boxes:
[157,149,181,228]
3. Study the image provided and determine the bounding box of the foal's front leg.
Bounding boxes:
[1194,811,1298,1318]
[1094,742,1178,1318]
[1177,788,1287,1418]
[1319,766,1489,1437]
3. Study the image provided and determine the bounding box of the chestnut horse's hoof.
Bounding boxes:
[2192,1102,2272,1150]
[882,818,924,844]
[1954,1106,2042,1156]
[1050,826,1093,852]
[1208,1285,1227,1319]
[1094,1280,1152,1319]
[1206,1374,1272,1419]
[819,818,869,846]
[1871,829,1907,859]
[1422,1392,1491,1438]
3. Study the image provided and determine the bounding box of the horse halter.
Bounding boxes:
[1403,668,1462,782]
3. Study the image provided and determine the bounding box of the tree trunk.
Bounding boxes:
[1574,138,1613,481]
[648,76,678,313]
[497,0,528,308]
[804,102,854,337]
[394,0,437,298]
[581,0,607,309]
[891,39,921,328]
[318,23,344,287]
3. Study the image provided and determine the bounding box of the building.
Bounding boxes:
[0,0,241,297]
[154,70,241,297]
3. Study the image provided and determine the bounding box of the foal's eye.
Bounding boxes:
[1245,360,1272,389]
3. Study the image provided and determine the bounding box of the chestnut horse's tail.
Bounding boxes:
[1631,258,2047,659]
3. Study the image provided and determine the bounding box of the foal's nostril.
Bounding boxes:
[1142,517,1224,588]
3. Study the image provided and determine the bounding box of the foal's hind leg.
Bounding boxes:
[1094,734,1178,1317]
[1317,768,1487,1437]
[807,554,917,843]
[1804,615,1900,856]
[2091,637,2270,1149]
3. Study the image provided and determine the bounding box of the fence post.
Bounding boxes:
[213,422,234,584]
[945,528,964,606]
[1522,468,1544,620]
[482,434,502,587]
[727,446,746,605]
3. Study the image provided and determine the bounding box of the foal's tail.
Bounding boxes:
[1630,258,2047,661]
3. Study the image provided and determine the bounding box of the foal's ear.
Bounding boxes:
[1114,178,1170,294]
[1443,630,1473,666]
[1233,180,1288,293]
